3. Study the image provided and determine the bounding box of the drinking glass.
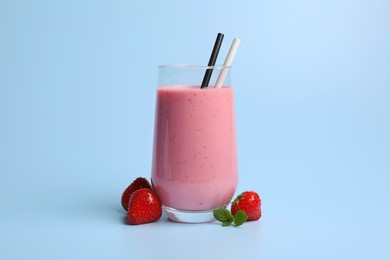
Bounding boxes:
[151,65,238,223]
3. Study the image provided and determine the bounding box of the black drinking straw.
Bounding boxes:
[200,33,224,88]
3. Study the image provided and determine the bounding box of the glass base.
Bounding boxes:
[164,206,218,223]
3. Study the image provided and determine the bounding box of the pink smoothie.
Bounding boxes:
[151,85,238,211]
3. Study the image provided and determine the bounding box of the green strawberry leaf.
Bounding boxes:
[213,208,234,226]
[233,210,248,227]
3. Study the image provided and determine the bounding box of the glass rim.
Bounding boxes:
[158,64,232,69]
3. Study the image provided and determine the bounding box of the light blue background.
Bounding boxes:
[1,0,389,259]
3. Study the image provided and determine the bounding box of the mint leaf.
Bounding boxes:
[222,221,232,226]
[213,208,234,226]
[233,210,248,227]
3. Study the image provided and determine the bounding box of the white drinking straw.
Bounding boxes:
[214,38,241,88]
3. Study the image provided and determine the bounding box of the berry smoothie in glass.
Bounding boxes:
[151,65,238,223]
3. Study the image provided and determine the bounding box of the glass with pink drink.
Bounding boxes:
[151,65,238,223]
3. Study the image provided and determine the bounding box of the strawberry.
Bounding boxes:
[121,177,152,211]
[231,191,261,221]
[127,188,162,225]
